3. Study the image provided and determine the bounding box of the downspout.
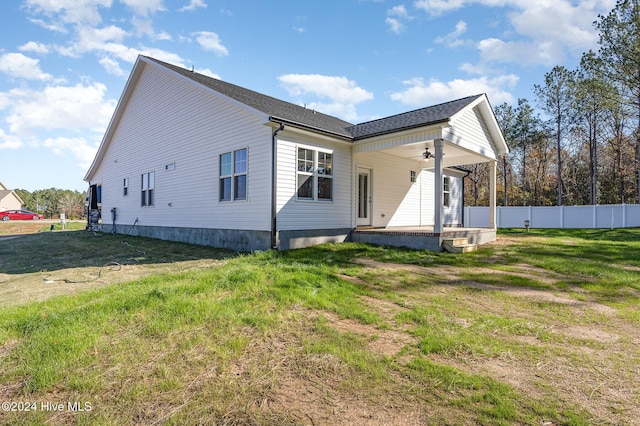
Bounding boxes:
[271,122,285,249]
[461,168,471,227]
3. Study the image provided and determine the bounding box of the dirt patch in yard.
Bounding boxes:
[353,258,613,314]
[345,257,640,425]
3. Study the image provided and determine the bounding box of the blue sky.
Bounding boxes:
[0,0,615,192]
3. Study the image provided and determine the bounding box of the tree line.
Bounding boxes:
[15,188,86,220]
[465,0,640,207]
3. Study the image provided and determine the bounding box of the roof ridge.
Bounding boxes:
[141,56,486,142]
[350,94,484,128]
[142,56,356,138]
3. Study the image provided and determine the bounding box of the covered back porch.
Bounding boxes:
[349,94,507,251]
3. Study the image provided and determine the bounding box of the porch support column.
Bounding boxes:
[489,159,497,229]
[433,138,444,235]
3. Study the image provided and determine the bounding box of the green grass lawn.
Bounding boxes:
[0,229,638,425]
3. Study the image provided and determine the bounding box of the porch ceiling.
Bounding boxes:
[376,140,492,168]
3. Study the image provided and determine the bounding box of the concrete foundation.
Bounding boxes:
[100,223,496,253]
[277,228,352,250]
[103,224,271,252]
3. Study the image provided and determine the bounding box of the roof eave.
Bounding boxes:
[352,118,450,142]
[268,116,353,141]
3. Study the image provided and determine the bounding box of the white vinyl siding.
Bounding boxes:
[354,151,423,227]
[354,151,463,227]
[89,63,271,231]
[420,170,435,225]
[276,135,351,230]
[446,106,497,161]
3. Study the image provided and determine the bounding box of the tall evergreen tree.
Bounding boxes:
[596,0,640,203]
[575,51,612,205]
[534,66,576,206]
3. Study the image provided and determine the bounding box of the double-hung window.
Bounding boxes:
[123,178,129,196]
[141,172,154,207]
[443,176,450,207]
[220,148,247,201]
[297,147,333,201]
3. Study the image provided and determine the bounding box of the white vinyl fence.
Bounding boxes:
[464,204,640,229]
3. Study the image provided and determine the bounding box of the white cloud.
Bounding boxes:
[131,16,154,37]
[120,0,166,17]
[278,74,373,121]
[155,31,172,41]
[0,128,23,150]
[19,41,50,54]
[43,136,99,169]
[99,56,127,76]
[477,37,565,67]
[386,5,412,34]
[193,31,229,56]
[178,0,206,12]
[414,0,467,16]
[24,0,112,26]
[28,18,68,33]
[434,20,468,48]
[0,83,116,136]
[78,24,129,44]
[0,53,52,81]
[414,0,615,67]
[390,75,517,106]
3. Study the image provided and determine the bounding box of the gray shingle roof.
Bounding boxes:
[346,95,483,140]
[144,57,355,139]
[145,56,482,142]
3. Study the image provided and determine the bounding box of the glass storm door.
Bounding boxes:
[357,168,371,226]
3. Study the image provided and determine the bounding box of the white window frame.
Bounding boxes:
[219,148,247,202]
[123,178,129,197]
[443,176,450,207]
[141,172,155,207]
[296,146,333,202]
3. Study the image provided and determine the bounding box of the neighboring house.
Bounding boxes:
[0,182,23,212]
[85,55,508,252]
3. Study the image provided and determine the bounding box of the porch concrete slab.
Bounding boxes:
[351,226,496,251]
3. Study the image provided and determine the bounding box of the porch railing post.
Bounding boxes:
[434,139,444,234]
[489,160,497,229]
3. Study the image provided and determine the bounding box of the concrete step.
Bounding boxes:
[447,237,471,246]
[442,239,478,253]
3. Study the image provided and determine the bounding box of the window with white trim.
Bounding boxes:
[220,148,247,201]
[443,176,450,207]
[141,172,154,206]
[123,178,129,196]
[297,147,333,201]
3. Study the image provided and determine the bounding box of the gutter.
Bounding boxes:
[271,122,285,249]
[269,116,353,142]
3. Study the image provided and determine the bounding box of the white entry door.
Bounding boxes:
[357,168,372,226]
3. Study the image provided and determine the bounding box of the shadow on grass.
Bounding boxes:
[0,230,237,275]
